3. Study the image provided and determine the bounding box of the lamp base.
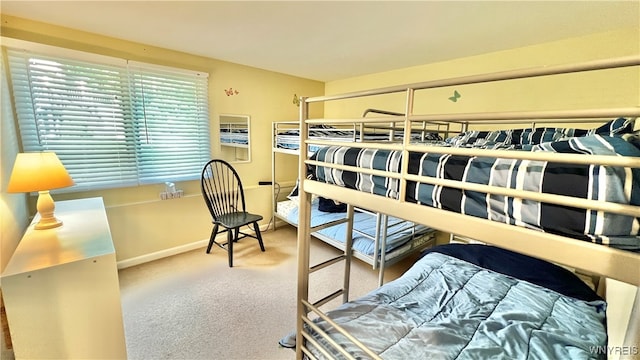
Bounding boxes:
[34,190,63,230]
[34,217,64,230]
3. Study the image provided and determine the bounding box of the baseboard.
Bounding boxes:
[116,239,209,269]
[272,218,290,230]
[116,223,277,270]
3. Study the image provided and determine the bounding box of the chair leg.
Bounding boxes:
[254,222,265,252]
[227,227,234,267]
[206,224,219,254]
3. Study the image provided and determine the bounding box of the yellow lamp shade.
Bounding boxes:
[7,152,74,193]
[7,152,74,230]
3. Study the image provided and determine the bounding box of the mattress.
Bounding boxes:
[277,199,434,257]
[304,244,607,360]
[275,125,441,152]
[310,123,640,252]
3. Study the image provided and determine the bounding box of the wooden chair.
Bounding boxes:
[200,159,265,267]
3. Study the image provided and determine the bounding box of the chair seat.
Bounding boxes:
[216,211,263,229]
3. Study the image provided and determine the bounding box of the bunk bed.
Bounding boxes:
[271,119,438,285]
[288,55,640,359]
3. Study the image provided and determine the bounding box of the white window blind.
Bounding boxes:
[7,49,211,192]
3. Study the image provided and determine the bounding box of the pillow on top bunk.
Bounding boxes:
[581,117,634,136]
[447,128,564,148]
[420,243,603,302]
[447,117,635,148]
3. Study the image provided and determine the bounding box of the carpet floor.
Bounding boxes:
[118,225,417,360]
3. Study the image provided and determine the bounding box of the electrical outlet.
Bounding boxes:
[160,190,184,200]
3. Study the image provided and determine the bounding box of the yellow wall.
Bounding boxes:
[324,28,640,124]
[2,15,639,268]
[0,15,323,264]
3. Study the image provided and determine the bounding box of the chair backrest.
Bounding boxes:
[201,159,247,221]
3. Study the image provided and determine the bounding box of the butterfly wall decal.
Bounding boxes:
[225,88,239,96]
[449,90,461,102]
[293,94,300,107]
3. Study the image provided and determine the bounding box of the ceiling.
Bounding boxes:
[1,1,638,82]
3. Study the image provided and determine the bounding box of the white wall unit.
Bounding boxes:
[1,197,127,359]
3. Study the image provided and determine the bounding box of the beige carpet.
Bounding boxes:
[118,225,418,360]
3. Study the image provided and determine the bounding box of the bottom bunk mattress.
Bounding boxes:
[303,244,607,360]
[277,198,434,256]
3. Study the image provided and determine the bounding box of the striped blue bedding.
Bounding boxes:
[311,127,640,252]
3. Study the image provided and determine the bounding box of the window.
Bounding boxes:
[6,48,211,192]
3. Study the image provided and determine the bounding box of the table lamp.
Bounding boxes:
[7,152,75,230]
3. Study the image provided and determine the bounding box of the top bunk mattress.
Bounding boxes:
[309,118,640,253]
[275,125,441,152]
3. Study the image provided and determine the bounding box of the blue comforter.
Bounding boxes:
[286,198,432,256]
[307,245,607,359]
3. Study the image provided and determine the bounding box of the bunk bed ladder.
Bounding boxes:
[309,205,355,307]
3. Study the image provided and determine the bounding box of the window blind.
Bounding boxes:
[7,49,211,192]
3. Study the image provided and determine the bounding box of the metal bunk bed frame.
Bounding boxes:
[294,55,640,359]
[270,120,437,286]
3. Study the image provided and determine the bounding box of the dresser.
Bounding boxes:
[1,197,127,359]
